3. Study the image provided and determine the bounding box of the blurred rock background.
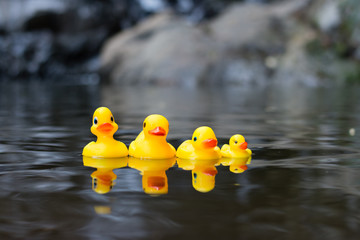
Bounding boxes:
[0,0,359,86]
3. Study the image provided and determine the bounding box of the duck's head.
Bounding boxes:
[191,126,218,150]
[91,107,118,137]
[143,114,169,139]
[229,134,248,151]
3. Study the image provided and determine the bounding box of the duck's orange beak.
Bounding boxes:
[97,123,114,133]
[239,142,248,150]
[92,174,113,186]
[202,138,217,148]
[232,165,248,173]
[148,126,166,136]
[203,168,218,176]
[240,165,248,171]
[147,176,166,190]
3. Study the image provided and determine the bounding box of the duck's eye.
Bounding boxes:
[193,137,197,142]
[110,116,114,122]
[193,173,197,179]
[143,122,146,128]
[93,178,97,188]
[235,141,238,144]
[93,117,98,125]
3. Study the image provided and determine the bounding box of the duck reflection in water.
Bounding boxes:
[128,157,176,195]
[177,158,219,193]
[83,156,128,194]
[220,156,251,173]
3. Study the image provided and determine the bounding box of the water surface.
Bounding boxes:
[0,82,359,239]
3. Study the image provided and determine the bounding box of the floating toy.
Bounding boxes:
[221,134,252,158]
[220,156,251,174]
[129,114,176,159]
[177,158,219,193]
[176,126,221,160]
[83,156,128,194]
[129,157,176,195]
[83,107,128,158]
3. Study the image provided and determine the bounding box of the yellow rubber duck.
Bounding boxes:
[83,156,128,194]
[220,156,251,173]
[129,114,176,159]
[221,134,252,158]
[83,107,128,158]
[176,126,221,160]
[177,158,219,193]
[128,157,176,195]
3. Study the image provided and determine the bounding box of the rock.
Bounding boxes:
[100,0,308,86]
[275,0,360,85]
[209,0,308,54]
[0,0,148,80]
[0,32,53,78]
[210,4,274,51]
[221,58,269,86]
[0,0,66,32]
[100,12,223,86]
[308,0,341,32]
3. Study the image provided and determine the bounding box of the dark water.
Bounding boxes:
[0,81,360,239]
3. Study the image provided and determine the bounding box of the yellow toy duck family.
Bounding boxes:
[82,107,253,194]
[83,107,252,161]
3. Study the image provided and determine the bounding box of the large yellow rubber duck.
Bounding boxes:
[129,114,176,159]
[221,134,252,158]
[177,158,219,193]
[128,157,176,195]
[176,126,221,160]
[83,156,128,194]
[83,107,128,158]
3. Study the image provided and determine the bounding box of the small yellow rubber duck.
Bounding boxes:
[128,157,176,195]
[176,126,221,160]
[129,114,176,159]
[221,134,252,158]
[83,107,128,158]
[177,158,219,193]
[83,156,128,194]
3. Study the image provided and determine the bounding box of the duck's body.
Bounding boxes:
[221,134,252,159]
[84,140,128,158]
[83,107,128,158]
[176,140,221,160]
[176,126,221,160]
[129,114,176,159]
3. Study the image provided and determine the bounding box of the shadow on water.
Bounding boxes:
[0,81,360,239]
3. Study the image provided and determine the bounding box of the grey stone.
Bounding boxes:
[309,0,341,32]
[101,1,307,86]
[101,12,222,86]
